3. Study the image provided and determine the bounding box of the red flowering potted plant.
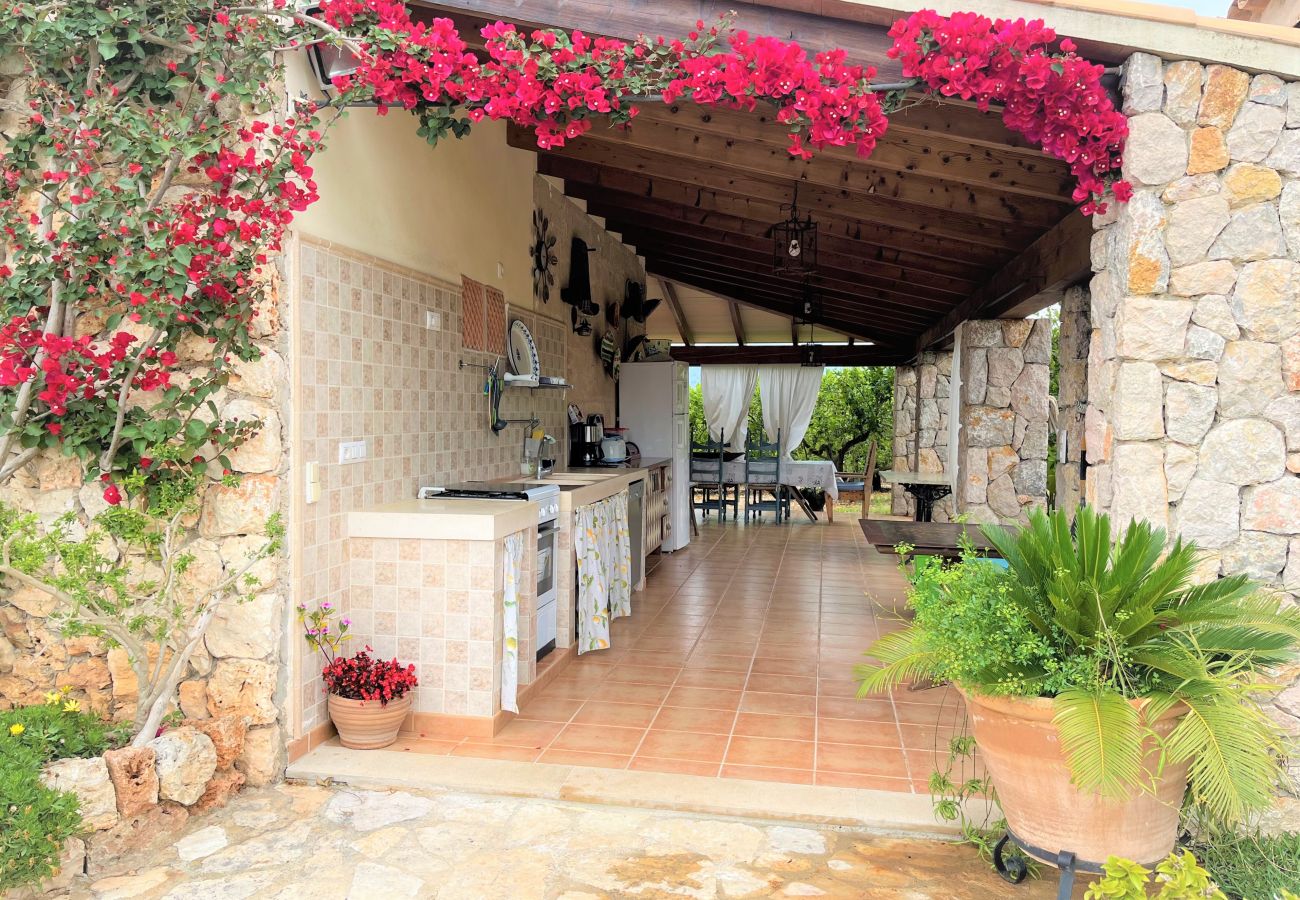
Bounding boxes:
[300,602,418,750]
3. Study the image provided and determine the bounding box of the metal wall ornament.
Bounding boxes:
[530,210,558,303]
[770,182,818,275]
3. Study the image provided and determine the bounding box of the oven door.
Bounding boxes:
[535,521,559,659]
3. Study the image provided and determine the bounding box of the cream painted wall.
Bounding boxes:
[285,55,536,305]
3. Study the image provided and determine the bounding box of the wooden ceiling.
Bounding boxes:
[419,0,1099,365]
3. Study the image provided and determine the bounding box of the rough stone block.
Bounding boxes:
[1124,114,1189,185]
[1163,60,1202,126]
[986,348,1024,388]
[1176,478,1241,548]
[1197,419,1286,485]
[149,727,217,806]
[1230,260,1300,342]
[1242,478,1300,534]
[1265,395,1300,451]
[102,746,159,818]
[1222,163,1283,207]
[1165,382,1217,445]
[223,399,282,475]
[1121,52,1164,114]
[1114,362,1165,440]
[190,714,249,771]
[1187,126,1229,174]
[1221,531,1289,580]
[236,724,283,787]
[1166,195,1229,267]
[1264,130,1300,176]
[1115,296,1194,360]
[1165,443,1198,502]
[206,658,277,725]
[198,474,280,538]
[1192,295,1240,340]
[41,757,118,831]
[206,594,278,660]
[1210,206,1288,263]
[1198,65,1250,130]
[1111,442,1169,531]
[1185,325,1226,361]
[1226,102,1285,163]
[1218,341,1284,418]
[964,407,1016,447]
[1169,261,1237,297]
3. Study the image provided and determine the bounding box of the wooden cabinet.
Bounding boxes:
[645,462,670,554]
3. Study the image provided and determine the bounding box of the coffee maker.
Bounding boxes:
[569,416,604,467]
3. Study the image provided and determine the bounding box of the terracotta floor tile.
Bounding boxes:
[674,668,748,691]
[538,678,602,701]
[893,701,963,727]
[746,673,817,695]
[683,653,753,672]
[572,701,662,729]
[818,678,863,698]
[817,696,894,721]
[451,742,542,762]
[733,712,816,742]
[740,691,817,717]
[664,686,743,710]
[897,723,962,750]
[816,742,910,778]
[488,719,565,748]
[537,748,631,769]
[629,756,721,777]
[637,729,730,763]
[651,706,737,735]
[625,649,692,668]
[516,696,584,722]
[550,723,647,755]
[604,664,682,686]
[749,656,819,677]
[817,717,901,748]
[725,735,816,769]
[721,764,815,785]
[588,681,672,707]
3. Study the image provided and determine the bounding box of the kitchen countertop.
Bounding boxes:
[347,497,537,542]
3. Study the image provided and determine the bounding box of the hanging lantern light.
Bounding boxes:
[770,183,818,275]
[798,279,822,323]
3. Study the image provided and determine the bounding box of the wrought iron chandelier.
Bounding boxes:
[770,182,818,275]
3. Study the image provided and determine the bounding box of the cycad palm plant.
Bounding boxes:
[858,506,1300,829]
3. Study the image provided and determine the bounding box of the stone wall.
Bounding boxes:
[0,284,289,786]
[955,319,1051,525]
[1056,286,1092,516]
[1089,55,1299,755]
[890,350,954,519]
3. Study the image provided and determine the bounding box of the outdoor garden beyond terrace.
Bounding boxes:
[0,0,1299,897]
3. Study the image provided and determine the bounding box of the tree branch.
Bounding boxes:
[98,327,163,473]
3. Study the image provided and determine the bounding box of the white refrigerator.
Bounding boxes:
[618,361,691,552]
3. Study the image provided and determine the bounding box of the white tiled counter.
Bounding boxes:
[344,501,538,737]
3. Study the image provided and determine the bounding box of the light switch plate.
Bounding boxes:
[338,440,367,465]
[304,461,321,504]
[425,310,441,330]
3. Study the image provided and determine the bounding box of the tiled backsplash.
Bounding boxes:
[293,236,566,731]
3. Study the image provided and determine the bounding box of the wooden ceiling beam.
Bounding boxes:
[658,278,693,347]
[633,244,948,319]
[579,200,978,297]
[617,105,1075,203]
[646,257,934,330]
[648,262,920,344]
[914,211,1093,352]
[511,131,1042,249]
[551,170,1003,276]
[512,126,1071,231]
[729,302,746,346]
[671,344,910,366]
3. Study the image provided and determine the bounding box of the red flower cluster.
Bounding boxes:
[888,10,1129,213]
[321,648,418,705]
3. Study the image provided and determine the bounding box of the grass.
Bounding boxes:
[831,491,894,519]
[1192,831,1300,899]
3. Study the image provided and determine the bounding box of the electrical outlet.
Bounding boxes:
[304,461,321,504]
[338,440,367,465]
[496,261,506,279]
[425,310,441,330]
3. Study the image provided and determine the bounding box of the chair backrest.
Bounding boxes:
[745,429,781,484]
[860,439,878,519]
[690,428,725,482]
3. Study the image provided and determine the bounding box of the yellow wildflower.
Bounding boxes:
[60,685,71,694]
[44,691,61,706]
[8,723,24,736]
[62,699,80,713]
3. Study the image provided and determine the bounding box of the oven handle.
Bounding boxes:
[538,520,559,536]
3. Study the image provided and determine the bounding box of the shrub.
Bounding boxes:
[1085,850,1225,900]
[0,696,128,890]
[859,507,1300,829]
[1192,831,1300,900]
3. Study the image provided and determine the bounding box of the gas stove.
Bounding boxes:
[418,482,560,526]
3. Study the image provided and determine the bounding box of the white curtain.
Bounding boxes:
[701,365,758,449]
[760,365,824,454]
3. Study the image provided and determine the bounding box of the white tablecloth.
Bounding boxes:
[721,458,839,500]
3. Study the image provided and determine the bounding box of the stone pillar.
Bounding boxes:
[1056,285,1091,517]
[890,351,954,519]
[1089,54,1300,767]
[955,319,1051,525]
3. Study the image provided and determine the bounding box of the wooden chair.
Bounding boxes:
[690,429,727,522]
[828,440,877,524]
[744,429,783,523]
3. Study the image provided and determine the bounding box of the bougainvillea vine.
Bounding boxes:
[0,1,1128,503]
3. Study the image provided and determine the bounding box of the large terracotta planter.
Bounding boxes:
[960,688,1189,867]
[328,693,412,750]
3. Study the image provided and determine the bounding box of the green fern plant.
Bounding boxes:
[857,506,1300,830]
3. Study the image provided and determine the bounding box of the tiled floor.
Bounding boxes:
[393,515,971,791]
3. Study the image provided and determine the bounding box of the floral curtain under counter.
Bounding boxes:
[501,531,524,713]
[574,491,633,654]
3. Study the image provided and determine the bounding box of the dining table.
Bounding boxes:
[877,469,953,522]
[720,457,838,522]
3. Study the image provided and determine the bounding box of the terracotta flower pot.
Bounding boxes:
[960,688,1189,867]
[328,692,412,750]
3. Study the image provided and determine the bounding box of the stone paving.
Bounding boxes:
[60,782,1063,899]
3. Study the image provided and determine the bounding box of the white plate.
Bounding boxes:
[508,319,541,380]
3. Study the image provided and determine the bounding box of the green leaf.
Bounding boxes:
[1052,689,1142,799]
